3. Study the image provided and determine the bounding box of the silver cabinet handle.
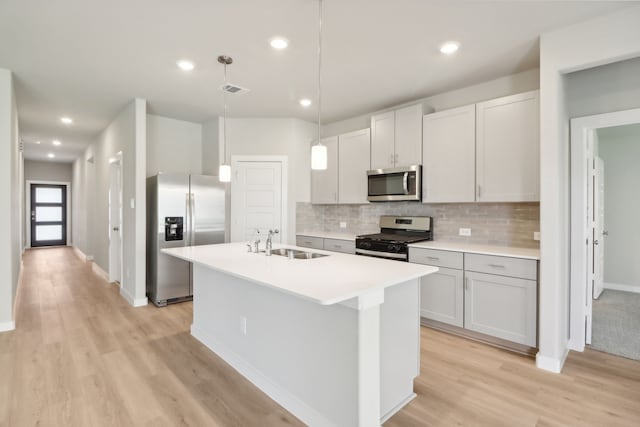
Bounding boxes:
[477,185,482,199]
[112,227,119,232]
[426,256,440,260]
[603,230,609,236]
[488,263,506,269]
[465,277,470,290]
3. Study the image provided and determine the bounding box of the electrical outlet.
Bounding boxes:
[339,221,347,229]
[240,316,247,335]
[459,228,471,237]
[534,231,540,241]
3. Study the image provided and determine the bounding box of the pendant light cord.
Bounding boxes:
[223,61,228,165]
[317,0,323,146]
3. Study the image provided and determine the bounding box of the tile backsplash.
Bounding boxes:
[297,202,540,248]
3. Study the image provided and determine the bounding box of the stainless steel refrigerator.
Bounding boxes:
[147,173,225,306]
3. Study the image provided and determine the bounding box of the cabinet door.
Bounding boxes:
[464,271,537,346]
[338,129,370,204]
[395,104,423,167]
[371,111,395,169]
[323,238,355,254]
[422,105,476,203]
[311,136,338,204]
[476,90,539,202]
[420,267,464,327]
[296,235,324,250]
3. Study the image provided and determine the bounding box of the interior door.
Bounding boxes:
[593,157,605,299]
[30,184,67,247]
[230,161,283,243]
[586,155,595,344]
[108,160,122,283]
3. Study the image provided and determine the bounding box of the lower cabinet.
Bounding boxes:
[296,235,355,254]
[410,247,538,348]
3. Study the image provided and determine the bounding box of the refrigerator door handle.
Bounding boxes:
[190,193,196,245]
[185,192,191,246]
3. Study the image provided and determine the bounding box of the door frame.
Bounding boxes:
[230,155,288,243]
[569,107,640,352]
[108,153,123,283]
[25,180,71,249]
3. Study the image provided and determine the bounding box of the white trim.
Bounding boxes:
[91,261,110,282]
[108,152,123,283]
[230,155,289,243]
[603,282,640,294]
[119,285,148,307]
[569,107,640,352]
[535,347,570,373]
[191,324,334,427]
[25,180,71,248]
[0,321,15,332]
[72,245,88,261]
[380,393,416,424]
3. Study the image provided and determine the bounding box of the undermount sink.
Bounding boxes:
[271,248,328,259]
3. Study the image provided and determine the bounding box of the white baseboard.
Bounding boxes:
[380,392,416,424]
[0,321,16,332]
[603,282,640,294]
[119,286,148,307]
[91,262,109,282]
[191,324,333,427]
[72,246,88,261]
[536,346,570,373]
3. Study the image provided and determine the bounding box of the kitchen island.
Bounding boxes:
[163,243,438,426]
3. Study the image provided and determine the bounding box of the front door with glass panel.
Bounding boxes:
[30,184,67,247]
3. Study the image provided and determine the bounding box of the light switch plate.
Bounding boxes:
[534,231,540,241]
[339,222,347,229]
[459,228,471,237]
[130,198,135,209]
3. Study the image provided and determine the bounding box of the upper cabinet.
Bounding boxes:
[371,104,423,169]
[311,136,339,204]
[476,91,539,202]
[422,90,540,204]
[338,129,371,204]
[311,130,371,205]
[423,104,476,203]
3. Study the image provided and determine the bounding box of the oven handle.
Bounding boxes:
[402,172,410,195]
[356,248,407,260]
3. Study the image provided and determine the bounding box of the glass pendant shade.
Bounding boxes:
[311,144,327,170]
[219,164,231,182]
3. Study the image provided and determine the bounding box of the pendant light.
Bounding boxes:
[218,55,233,182]
[311,0,327,170]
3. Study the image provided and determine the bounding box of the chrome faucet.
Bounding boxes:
[265,229,279,256]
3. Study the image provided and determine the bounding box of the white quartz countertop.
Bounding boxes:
[163,242,437,305]
[296,231,357,241]
[407,241,540,260]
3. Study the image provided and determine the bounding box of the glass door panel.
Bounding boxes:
[31,184,67,247]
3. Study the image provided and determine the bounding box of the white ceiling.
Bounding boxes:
[0,0,635,162]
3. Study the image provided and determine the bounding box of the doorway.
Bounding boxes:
[30,183,68,247]
[230,156,287,244]
[569,107,640,357]
[108,154,123,284]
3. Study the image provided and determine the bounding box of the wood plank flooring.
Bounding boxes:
[1,247,639,426]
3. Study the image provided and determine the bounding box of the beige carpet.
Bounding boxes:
[590,289,640,361]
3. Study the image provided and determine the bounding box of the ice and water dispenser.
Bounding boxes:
[164,217,184,241]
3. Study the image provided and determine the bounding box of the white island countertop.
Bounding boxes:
[163,242,437,306]
[408,240,540,260]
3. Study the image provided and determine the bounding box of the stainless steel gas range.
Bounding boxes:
[355,216,433,261]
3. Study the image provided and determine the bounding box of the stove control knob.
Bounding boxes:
[360,241,371,249]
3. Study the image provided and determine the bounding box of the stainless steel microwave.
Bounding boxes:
[367,165,421,202]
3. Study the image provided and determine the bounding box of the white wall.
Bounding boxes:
[225,117,316,243]
[74,99,147,307]
[597,124,640,290]
[0,68,23,331]
[538,5,640,372]
[146,114,202,177]
[24,160,73,182]
[201,117,219,176]
[322,68,539,136]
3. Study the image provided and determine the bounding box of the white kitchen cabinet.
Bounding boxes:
[338,129,370,204]
[311,136,338,204]
[422,104,476,203]
[419,267,464,328]
[371,104,423,169]
[464,271,537,346]
[296,234,355,254]
[296,235,324,250]
[476,90,539,202]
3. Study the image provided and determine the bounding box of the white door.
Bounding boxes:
[311,136,338,204]
[231,160,283,244]
[593,157,605,299]
[108,159,122,283]
[585,155,595,344]
[338,129,370,204]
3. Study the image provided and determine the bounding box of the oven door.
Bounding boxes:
[367,165,421,202]
[355,248,407,261]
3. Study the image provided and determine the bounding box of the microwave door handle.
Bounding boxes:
[402,172,410,195]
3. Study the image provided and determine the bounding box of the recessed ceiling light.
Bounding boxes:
[47,153,55,159]
[60,117,73,124]
[177,60,195,71]
[299,98,312,107]
[52,140,61,146]
[440,41,460,55]
[270,37,289,50]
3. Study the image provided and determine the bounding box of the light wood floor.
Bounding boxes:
[1,248,639,426]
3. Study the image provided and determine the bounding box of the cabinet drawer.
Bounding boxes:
[409,248,463,269]
[296,236,324,250]
[464,253,537,280]
[323,238,355,254]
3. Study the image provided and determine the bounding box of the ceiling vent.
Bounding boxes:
[220,83,250,95]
